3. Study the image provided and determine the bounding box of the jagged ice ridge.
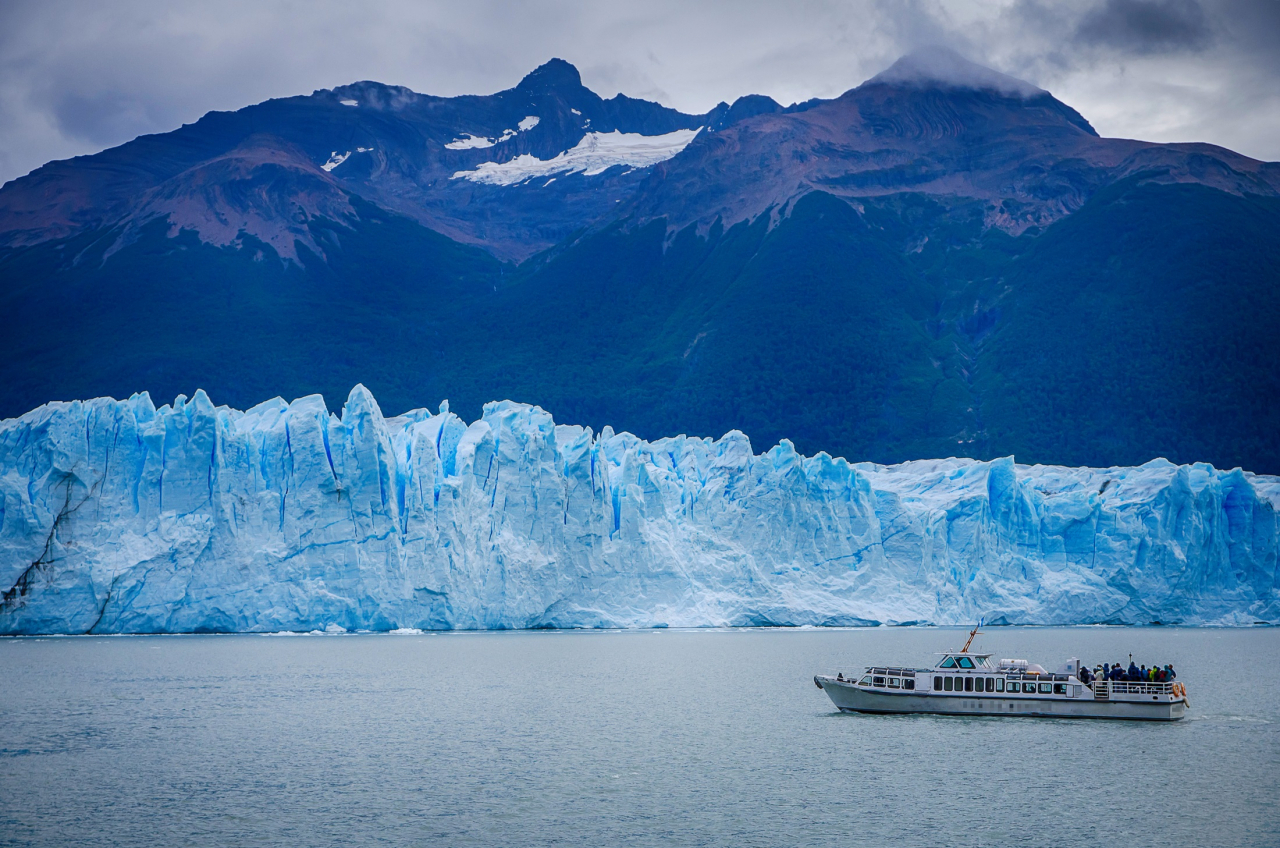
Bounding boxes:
[1,387,1277,634]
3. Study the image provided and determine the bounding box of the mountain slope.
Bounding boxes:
[2,51,1279,473]
[0,58,748,261]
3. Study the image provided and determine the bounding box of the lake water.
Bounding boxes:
[2,627,1277,848]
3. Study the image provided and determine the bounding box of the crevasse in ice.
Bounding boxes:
[1,386,1276,634]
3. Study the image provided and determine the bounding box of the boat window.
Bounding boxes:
[964,677,974,692]
[934,676,943,691]
[939,657,957,669]
[888,677,900,689]
[984,678,994,693]
[995,679,1004,692]
[859,676,872,685]
[1053,683,1067,695]
[1007,681,1019,693]
[944,677,953,691]
[873,676,885,687]
[956,657,975,669]
[1039,682,1052,694]
[904,679,915,690]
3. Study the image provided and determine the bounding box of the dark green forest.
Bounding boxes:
[2,183,1277,473]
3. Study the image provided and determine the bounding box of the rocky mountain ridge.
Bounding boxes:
[4,50,1276,263]
[1,50,1278,476]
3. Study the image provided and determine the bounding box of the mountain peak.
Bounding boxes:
[865,47,1044,99]
[517,58,584,93]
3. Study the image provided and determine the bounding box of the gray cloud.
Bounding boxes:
[1075,0,1212,54]
[1,0,1278,187]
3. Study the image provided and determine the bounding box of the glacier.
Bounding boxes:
[1,386,1277,635]
[452,128,702,185]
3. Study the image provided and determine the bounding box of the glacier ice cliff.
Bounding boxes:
[1,386,1277,634]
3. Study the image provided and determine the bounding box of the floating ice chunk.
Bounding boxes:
[324,624,348,634]
[518,116,540,131]
[452,128,702,186]
[390,627,424,635]
[322,151,350,171]
[445,134,496,150]
[340,99,358,107]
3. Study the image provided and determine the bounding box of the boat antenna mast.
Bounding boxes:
[960,618,984,653]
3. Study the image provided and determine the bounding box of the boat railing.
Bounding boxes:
[1091,680,1174,699]
[868,667,917,677]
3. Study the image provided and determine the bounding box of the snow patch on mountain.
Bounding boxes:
[321,151,350,171]
[1,388,1276,634]
[446,116,541,151]
[320,148,374,171]
[339,99,358,107]
[452,128,702,186]
[444,134,496,150]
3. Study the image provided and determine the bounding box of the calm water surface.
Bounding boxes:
[2,627,1277,848]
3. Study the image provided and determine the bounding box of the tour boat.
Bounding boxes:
[814,627,1188,721]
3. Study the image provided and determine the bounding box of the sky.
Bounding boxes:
[1,0,1278,185]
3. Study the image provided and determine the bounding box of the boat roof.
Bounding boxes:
[934,652,992,657]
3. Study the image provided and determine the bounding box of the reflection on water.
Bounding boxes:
[2,626,1277,848]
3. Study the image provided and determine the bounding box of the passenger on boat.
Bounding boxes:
[1166,664,1177,680]
[1128,661,1140,679]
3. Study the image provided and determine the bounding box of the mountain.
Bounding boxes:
[2,49,1279,474]
[2,387,1276,634]
[0,57,744,261]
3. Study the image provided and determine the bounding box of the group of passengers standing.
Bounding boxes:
[1078,661,1176,685]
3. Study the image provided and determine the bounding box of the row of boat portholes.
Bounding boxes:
[933,675,1066,695]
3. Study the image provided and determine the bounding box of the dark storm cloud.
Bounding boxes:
[1075,0,1212,54]
[1,0,1278,186]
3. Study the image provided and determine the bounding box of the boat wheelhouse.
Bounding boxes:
[814,631,1187,721]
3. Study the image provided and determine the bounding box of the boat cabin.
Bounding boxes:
[934,653,992,670]
[846,652,1089,698]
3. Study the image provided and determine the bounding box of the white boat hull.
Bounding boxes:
[815,676,1186,721]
